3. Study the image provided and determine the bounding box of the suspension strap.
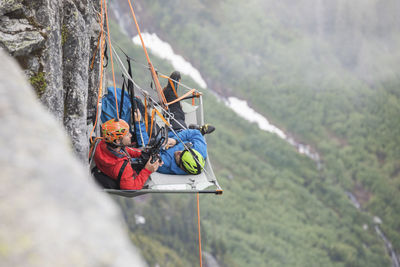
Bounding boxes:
[154,108,170,126]
[168,79,179,98]
[148,108,171,144]
[126,57,138,142]
[159,74,179,98]
[126,0,167,109]
[166,89,197,106]
[116,160,129,189]
[89,0,106,147]
[197,193,203,267]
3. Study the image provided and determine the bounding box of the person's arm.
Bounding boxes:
[164,138,177,149]
[175,129,207,158]
[119,166,151,190]
[125,146,142,158]
[119,156,162,190]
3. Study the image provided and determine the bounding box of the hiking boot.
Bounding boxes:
[200,124,215,135]
[189,124,215,135]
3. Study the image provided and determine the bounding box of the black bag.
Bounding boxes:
[92,160,128,189]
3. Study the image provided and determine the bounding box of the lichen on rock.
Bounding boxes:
[29,71,47,96]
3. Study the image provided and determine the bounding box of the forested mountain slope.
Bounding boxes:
[106,1,399,265]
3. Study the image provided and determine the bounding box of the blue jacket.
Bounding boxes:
[158,129,207,175]
[135,123,207,175]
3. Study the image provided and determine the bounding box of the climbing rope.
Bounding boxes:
[88,0,106,148]
[197,193,203,267]
[126,0,167,108]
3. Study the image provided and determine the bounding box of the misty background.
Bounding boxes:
[108,0,400,266]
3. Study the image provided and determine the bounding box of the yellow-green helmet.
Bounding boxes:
[180,148,205,175]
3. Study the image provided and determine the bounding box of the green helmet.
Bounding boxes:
[180,148,205,175]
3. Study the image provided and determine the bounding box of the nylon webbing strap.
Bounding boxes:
[154,108,170,126]
[117,160,129,189]
[160,74,179,98]
[126,0,167,109]
[166,89,197,106]
[148,108,171,145]
[168,79,179,98]
[148,109,156,144]
[126,58,138,143]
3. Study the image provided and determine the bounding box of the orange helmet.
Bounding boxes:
[101,119,130,143]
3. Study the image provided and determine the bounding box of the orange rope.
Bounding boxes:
[88,0,106,150]
[144,97,149,133]
[88,137,104,160]
[159,74,201,106]
[154,108,170,126]
[147,108,170,145]
[126,0,167,108]
[166,89,197,106]
[169,79,179,98]
[104,0,119,119]
[148,109,156,144]
[197,193,203,267]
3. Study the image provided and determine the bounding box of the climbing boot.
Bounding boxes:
[189,124,215,135]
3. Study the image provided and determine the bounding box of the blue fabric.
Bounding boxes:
[101,87,132,124]
[135,122,207,174]
[158,129,207,175]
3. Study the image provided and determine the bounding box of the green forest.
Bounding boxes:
[106,0,400,266]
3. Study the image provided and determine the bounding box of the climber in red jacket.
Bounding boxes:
[94,116,162,190]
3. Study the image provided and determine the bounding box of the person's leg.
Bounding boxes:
[189,124,216,135]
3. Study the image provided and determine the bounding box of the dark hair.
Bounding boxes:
[166,71,181,88]
[170,71,181,81]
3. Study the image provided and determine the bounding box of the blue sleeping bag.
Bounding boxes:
[101,86,132,124]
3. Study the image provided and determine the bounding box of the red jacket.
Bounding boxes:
[94,140,152,190]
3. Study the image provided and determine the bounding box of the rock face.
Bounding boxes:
[0,49,147,267]
[0,0,102,161]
